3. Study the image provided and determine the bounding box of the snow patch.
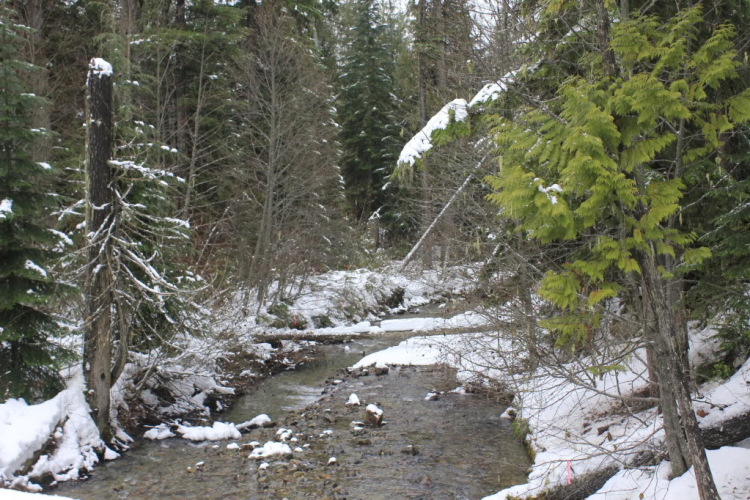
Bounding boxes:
[248,441,292,460]
[0,199,13,219]
[346,394,361,406]
[236,414,272,430]
[586,447,750,500]
[175,422,241,442]
[143,423,175,440]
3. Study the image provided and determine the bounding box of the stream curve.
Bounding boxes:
[54,331,530,499]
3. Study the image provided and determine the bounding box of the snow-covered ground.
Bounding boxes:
[224,263,478,336]
[349,324,750,500]
[0,367,118,493]
[0,264,477,493]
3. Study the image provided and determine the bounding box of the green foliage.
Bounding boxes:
[485,5,750,343]
[0,2,72,401]
[336,0,403,223]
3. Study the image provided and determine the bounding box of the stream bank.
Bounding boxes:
[54,333,531,499]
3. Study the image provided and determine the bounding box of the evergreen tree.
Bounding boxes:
[486,7,750,498]
[337,0,401,224]
[0,1,71,401]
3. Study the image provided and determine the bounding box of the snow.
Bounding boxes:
[143,423,175,440]
[88,58,113,78]
[346,394,361,406]
[380,311,489,332]
[24,260,48,278]
[468,69,520,108]
[175,422,241,441]
[223,263,479,340]
[49,229,74,247]
[36,162,52,170]
[0,199,13,219]
[586,447,750,500]
[396,61,540,168]
[349,319,750,500]
[537,182,563,205]
[398,99,469,166]
[0,399,65,481]
[353,336,447,369]
[236,414,272,430]
[276,428,293,441]
[1,367,105,490]
[365,404,383,417]
[0,491,78,499]
[248,441,292,460]
[695,356,750,428]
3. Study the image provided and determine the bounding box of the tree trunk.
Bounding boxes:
[174,0,188,157]
[640,251,721,500]
[434,0,447,93]
[84,58,116,440]
[594,0,616,76]
[116,0,139,122]
[21,0,51,162]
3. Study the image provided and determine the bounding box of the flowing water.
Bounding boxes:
[54,330,530,500]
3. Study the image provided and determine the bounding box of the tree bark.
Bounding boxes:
[594,0,616,76]
[21,0,51,162]
[640,251,721,500]
[434,0,447,93]
[84,58,115,440]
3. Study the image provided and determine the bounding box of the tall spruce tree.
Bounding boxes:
[337,0,401,224]
[0,1,71,401]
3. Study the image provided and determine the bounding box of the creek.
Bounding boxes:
[54,324,530,500]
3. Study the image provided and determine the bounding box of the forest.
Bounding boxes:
[2,0,750,499]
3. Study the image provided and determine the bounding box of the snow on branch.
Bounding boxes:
[0,199,13,219]
[396,63,540,169]
[397,99,469,167]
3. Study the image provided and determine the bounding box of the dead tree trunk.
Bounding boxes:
[84,58,115,440]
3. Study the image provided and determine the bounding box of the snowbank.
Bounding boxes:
[696,356,750,428]
[224,263,478,337]
[0,368,109,490]
[380,311,489,332]
[586,447,750,500]
[352,336,450,369]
